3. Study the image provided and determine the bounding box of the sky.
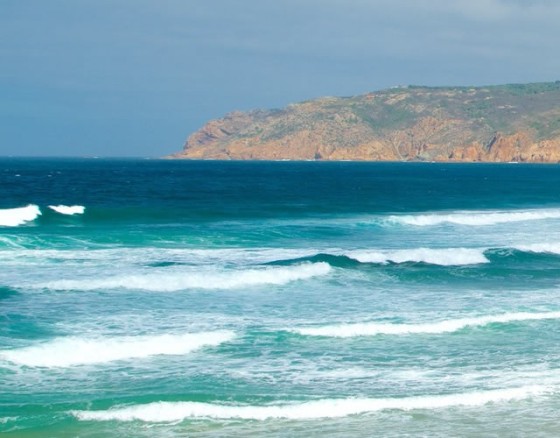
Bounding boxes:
[1,0,560,157]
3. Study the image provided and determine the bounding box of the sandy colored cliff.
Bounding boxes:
[172,82,560,162]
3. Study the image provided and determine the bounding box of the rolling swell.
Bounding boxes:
[269,248,489,267]
[5,161,560,436]
[267,253,361,269]
[270,245,560,271]
[0,286,18,300]
[6,205,560,228]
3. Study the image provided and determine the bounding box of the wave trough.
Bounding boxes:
[0,331,234,367]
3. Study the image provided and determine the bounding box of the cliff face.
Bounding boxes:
[173,82,560,162]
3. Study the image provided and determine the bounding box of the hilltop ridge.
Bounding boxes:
[172,82,560,162]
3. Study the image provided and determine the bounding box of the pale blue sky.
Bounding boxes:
[1,0,559,156]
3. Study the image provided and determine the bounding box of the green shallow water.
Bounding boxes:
[3,159,560,436]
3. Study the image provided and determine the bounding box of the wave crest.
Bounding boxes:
[48,205,85,215]
[0,205,41,227]
[0,330,234,367]
[513,243,560,255]
[72,386,547,422]
[346,248,488,266]
[388,209,560,226]
[293,311,560,337]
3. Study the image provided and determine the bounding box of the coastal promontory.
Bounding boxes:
[172,82,560,162]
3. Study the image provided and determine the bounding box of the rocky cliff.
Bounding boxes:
[172,82,560,162]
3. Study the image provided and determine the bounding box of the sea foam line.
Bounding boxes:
[48,205,85,215]
[72,385,547,422]
[39,263,331,291]
[292,311,560,337]
[388,209,560,226]
[346,247,488,266]
[0,205,41,227]
[0,331,234,367]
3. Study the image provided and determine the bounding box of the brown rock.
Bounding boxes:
[171,82,560,163]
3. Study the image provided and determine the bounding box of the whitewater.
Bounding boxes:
[3,159,560,437]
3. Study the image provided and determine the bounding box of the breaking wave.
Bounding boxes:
[273,248,488,267]
[0,204,41,227]
[292,311,560,337]
[72,385,547,422]
[39,263,331,291]
[513,243,560,255]
[346,247,488,266]
[48,205,85,215]
[0,330,234,367]
[388,209,560,226]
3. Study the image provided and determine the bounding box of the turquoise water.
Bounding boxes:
[2,159,560,436]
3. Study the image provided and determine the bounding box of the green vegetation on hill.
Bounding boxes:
[176,81,560,162]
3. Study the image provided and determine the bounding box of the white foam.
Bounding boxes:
[0,205,41,226]
[48,205,85,215]
[389,209,560,227]
[514,243,560,255]
[346,248,488,266]
[0,247,315,266]
[0,330,234,367]
[293,311,560,337]
[72,385,547,422]
[40,262,331,291]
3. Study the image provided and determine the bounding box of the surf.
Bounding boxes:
[292,311,560,337]
[345,247,488,266]
[71,385,547,422]
[38,262,331,291]
[387,208,560,226]
[0,330,234,367]
[0,204,41,227]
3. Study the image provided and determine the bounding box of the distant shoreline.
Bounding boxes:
[174,81,560,163]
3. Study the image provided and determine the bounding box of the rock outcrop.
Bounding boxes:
[172,82,560,162]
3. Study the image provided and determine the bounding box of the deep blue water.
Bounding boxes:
[2,159,560,437]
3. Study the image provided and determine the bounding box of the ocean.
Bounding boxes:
[2,158,560,437]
